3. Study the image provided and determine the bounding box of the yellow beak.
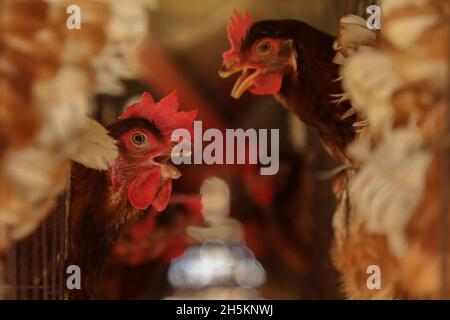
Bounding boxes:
[219,63,261,99]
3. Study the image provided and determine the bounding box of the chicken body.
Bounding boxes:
[218,11,378,299]
[67,92,197,298]
[331,0,449,299]
[69,162,125,297]
[219,12,362,298]
[219,13,358,162]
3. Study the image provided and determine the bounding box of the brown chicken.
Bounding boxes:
[218,10,360,162]
[217,10,366,298]
[331,0,449,299]
[0,0,117,252]
[68,91,197,298]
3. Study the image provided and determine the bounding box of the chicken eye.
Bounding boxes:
[131,132,147,146]
[256,40,272,56]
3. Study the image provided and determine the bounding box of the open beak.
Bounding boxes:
[219,63,261,99]
[152,153,182,180]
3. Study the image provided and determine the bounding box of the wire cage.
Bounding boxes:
[0,177,71,300]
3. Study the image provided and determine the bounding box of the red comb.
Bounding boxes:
[119,91,198,137]
[223,9,254,62]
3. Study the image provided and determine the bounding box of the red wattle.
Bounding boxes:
[152,180,172,212]
[250,73,283,95]
[128,168,161,209]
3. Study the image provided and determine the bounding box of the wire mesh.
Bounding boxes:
[1,182,71,300]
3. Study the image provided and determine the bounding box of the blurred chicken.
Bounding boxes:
[331,0,449,299]
[112,195,202,267]
[68,91,197,298]
[0,0,120,251]
[95,194,202,299]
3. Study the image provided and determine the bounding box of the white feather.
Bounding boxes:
[68,118,118,170]
[348,126,432,257]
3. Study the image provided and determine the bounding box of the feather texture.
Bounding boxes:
[332,0,449,299]
[68,118,118,171]
[0,0,153,250]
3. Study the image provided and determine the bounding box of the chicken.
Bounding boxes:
[216,11,371,298]
[95,194,202,299]
[330,0,449,299]
[0,0,119,252]
[68,91,197,298]
[218,10,374,162]
[112,194,202,267]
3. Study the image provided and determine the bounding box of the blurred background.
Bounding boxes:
[6,0,434,300]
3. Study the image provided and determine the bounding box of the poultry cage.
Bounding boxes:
[1,0,449,301]
[0,184,71,299]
